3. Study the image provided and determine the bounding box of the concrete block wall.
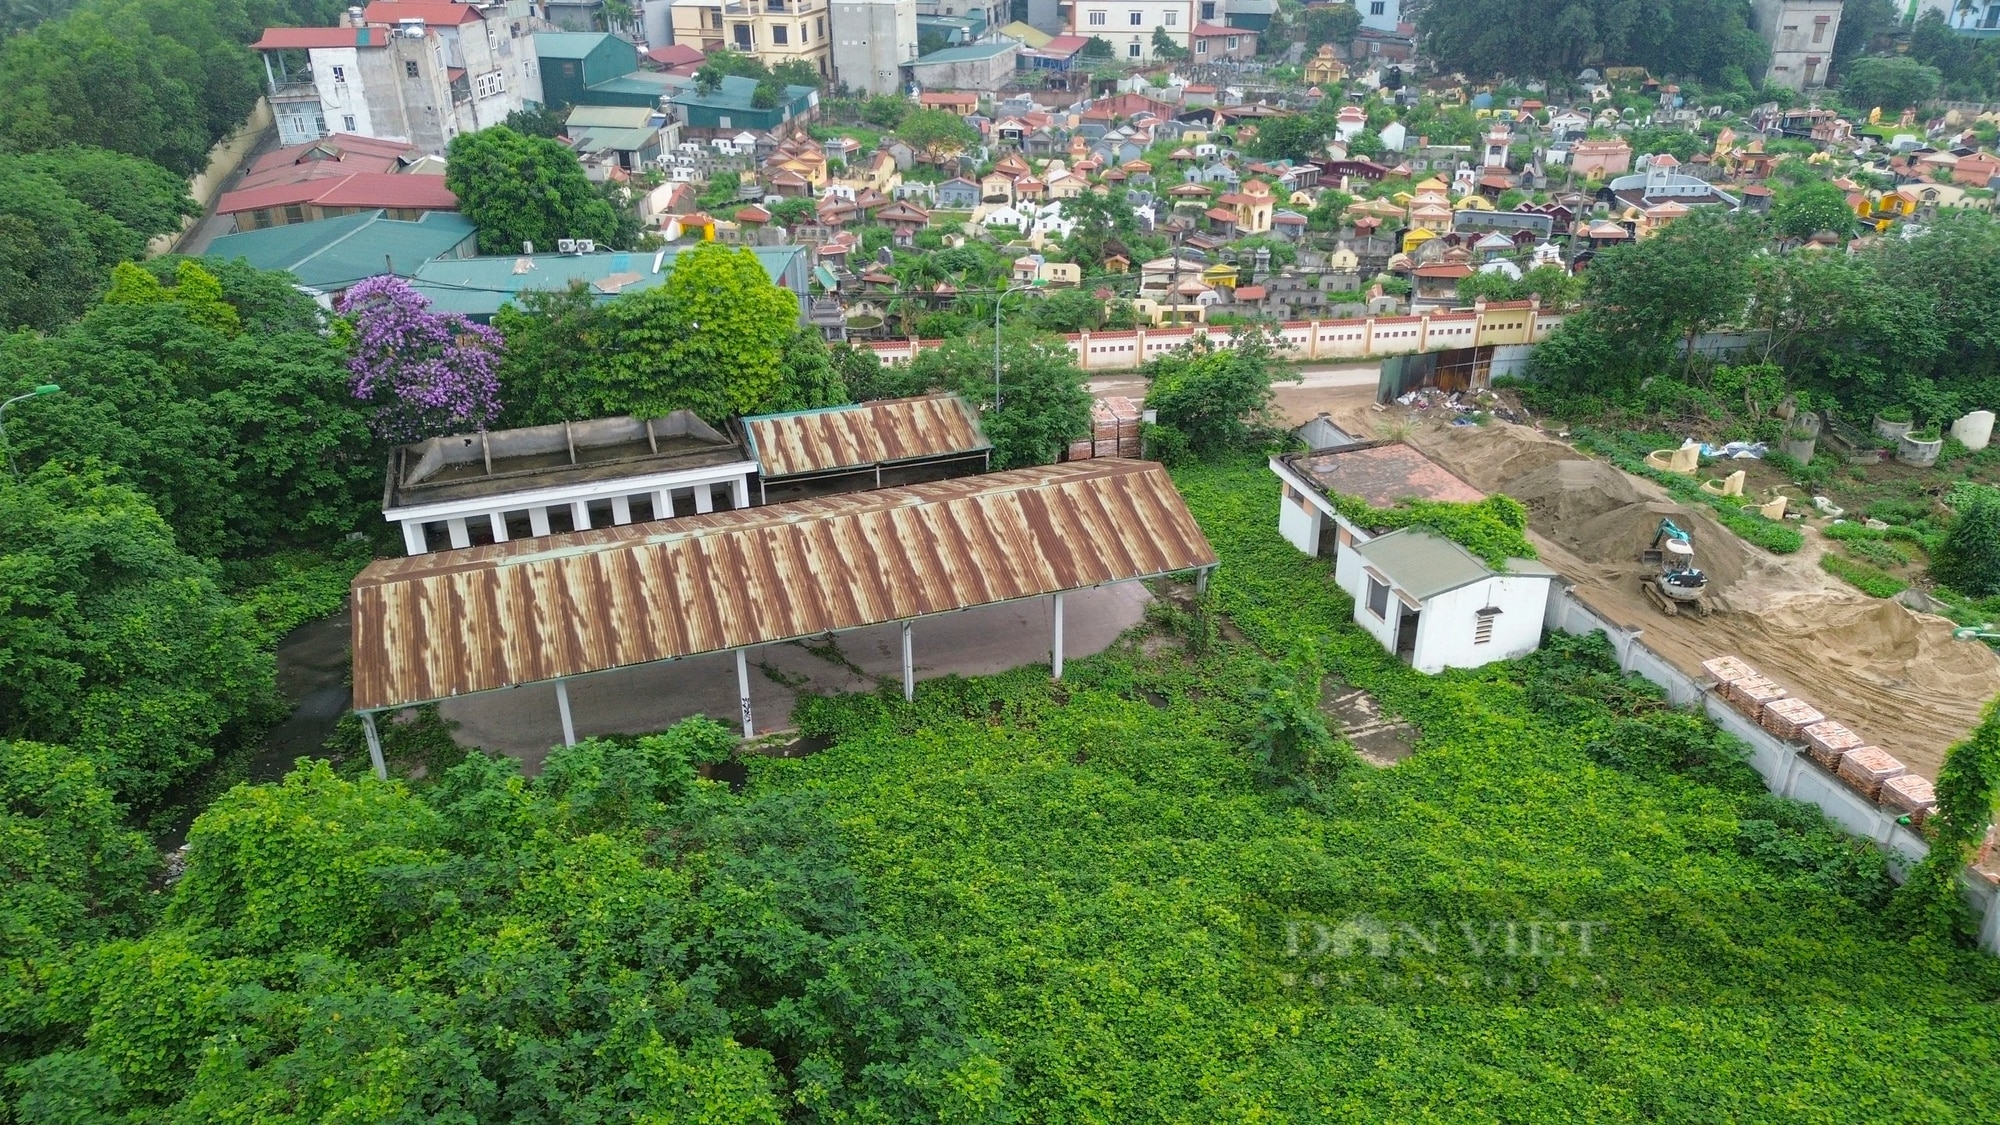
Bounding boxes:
[1548,586,2000,957]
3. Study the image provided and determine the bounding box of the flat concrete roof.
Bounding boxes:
[385,412,747,512]
[1277,441,1483,510]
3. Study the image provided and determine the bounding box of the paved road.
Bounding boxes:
[440,583,1153,772]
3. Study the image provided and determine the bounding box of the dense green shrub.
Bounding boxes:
[1819,552,1910,598]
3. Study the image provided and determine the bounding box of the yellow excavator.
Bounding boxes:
[1640,518,1712,617]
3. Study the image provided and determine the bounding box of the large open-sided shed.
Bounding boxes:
[742,394,993,503]
[348,460,1216,774]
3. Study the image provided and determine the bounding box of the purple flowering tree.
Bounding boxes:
[338,275,503,440]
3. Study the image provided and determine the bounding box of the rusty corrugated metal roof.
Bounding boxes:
[742,394,990,479]
[349,460,1214,711]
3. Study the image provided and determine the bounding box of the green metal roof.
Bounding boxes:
[587,71,680,97]
[535,31,616,59]
[911,41,1016,65]
[1353,529,1499,601]
[409,245,807,318]
[671,74,814,114]
[203,210,478,290]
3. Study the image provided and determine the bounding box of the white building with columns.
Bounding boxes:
[383,413,757,555]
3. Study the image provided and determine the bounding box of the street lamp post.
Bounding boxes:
[1,384,61,485]
[992,281,1042,411]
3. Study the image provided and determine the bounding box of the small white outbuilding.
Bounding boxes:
[1335,528,1557,673]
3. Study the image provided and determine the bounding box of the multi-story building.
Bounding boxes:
[1354,0,1398,34]
[1061,0,1193,61]
[915,0,1006,36]
[669,0,833,80]
[1750,0,1841,91]
[831,0,918,94]
[251,1,550,151]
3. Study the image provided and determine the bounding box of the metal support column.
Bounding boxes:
[1052,591,1066,681]
[555,678,577,747]
[1196,565,1212,595]
[360,711,387,780]
[736,649,754,736]
[901,621,914,701]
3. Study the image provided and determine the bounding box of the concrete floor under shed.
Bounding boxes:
[441,583,1152,772]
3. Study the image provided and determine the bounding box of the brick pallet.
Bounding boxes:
[1727,676,1788,718]
[1700,655,1758,687]
[1068,395,1145,461]
[1879,775,1938,826]
[1837,746,1907,802]
[1800,720,1868,770]
[1761,697,1825,741]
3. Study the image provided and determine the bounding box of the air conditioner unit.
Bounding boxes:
[576,239,596,254]
[556,238,579,253]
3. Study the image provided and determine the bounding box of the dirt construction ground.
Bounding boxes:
[1301,386,2000,782]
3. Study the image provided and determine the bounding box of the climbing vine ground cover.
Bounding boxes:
[749,459,2000,1123]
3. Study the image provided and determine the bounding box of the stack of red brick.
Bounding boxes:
[1701,655,1937,824]
[1066,396,1144,461]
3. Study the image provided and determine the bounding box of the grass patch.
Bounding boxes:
[1820,552,1910,598]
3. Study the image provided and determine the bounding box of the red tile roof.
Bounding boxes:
[218,172,457,215]
[1205,206,1236,221]
[1233,285,1266,300]
[361,1,484,25]
[1413,263,1473,278]
[646,44,705,67]
[1042,34,1089,53]
[253,26,388,49]
[1190,23,1236,36]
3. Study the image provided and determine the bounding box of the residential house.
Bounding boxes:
[1339,529,1556,672]
[1750,0,1840,91]
[1189,23,1256,60]
[566,105,674,175]
[216,134,458,231]
[1066,0,1193,61]
[670,0,833,81]
[251,3,549,151]
[832,0,919,95]
[921,91,981,116]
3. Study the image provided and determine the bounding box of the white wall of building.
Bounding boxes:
[1070,0,1194,62]
[1751,0,1841,91]
[1408,575,1548,674]
[1358,0,1400,34]
[311,47,384,139]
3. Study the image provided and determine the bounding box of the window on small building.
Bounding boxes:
[1366,577,1390,620]
[1088,10,1105,24]
[1227,35,1238,49]
[1474,606,1500,645]
[774,24,788,43]
[283,204,307,224]
[475,71,505,98]
[1200,1,1215,17]
[1129,40,1142,56]
[331,65,347,83]
[342,114,357,131]
[1130,10,1142,24]
[406,60,420,78]
[1196,39,1208,53]
[1164,11,1176,24]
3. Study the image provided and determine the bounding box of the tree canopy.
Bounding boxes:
[906,329,1092,469]
[445,126,623,255]
[1420,0,1768,86]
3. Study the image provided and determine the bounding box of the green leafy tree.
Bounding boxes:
[103,259,240,335]
[1455,268,1522,305]
[594,243,801,420]
[1151,27,1186,59]
[1579,208,1760,379]
[1059,187,1142,264]
[895,107,979,166]
[1518,263,1582,308]
[1081,34,1115,58]
[1300,3,1361,50]
[445,125,621,254]
[0,739,157,1042]
[502,104,568,138]
[1771,179,1856,242]
[1934,492,2000,598]
[5,145,197,253]
[1144,328,1289,458]
[493,281,606,427]
[1252,115,1333,163]
[908,329,1091,468]
[760,328,853,413]
[1029,287,1111,333]
[861,94,910,128]
[0,466,276,805]
[1839,55,1942,113]
[752,77,783,109]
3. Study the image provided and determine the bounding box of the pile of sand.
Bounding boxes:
[1412,421,1586,491]
[1503,459,1642,530]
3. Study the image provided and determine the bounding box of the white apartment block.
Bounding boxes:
[1065,0,1194,62]
[255,2,550,151]
[831,0,918,95]
[1750,0,1842,91]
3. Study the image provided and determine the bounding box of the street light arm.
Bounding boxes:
[1,383,61,485]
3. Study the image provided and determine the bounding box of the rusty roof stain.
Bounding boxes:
[349,460,1215,711]
[1278,441,1484,509]
[742,394,991,479]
